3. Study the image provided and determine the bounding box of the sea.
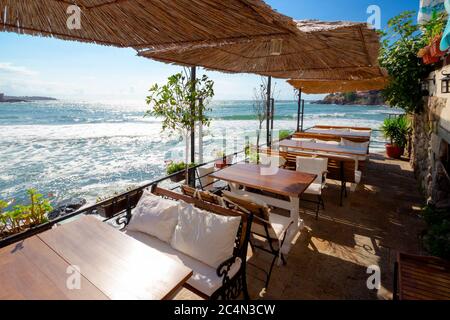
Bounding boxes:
[0,100,403,205]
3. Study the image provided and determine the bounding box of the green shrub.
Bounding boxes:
[379,11,434,113]
[381,115,410,148]
[422,205,450,260]
[0,189,52,238]
[166,161,196,175]
[278,130,293,141]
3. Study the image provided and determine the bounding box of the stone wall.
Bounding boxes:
[411,93,450,208]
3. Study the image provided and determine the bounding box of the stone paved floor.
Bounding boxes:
[174,152,426,300]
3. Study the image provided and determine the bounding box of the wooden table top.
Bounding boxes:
[307,128,371,138]
[210,163,316,197]
[398,253,450,300]
[0,236,108,300]
[0,216,193,300]
[279,140,368,156]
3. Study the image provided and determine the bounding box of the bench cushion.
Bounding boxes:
[125,230,241,297]
[171,201,241,269]
[127,190,179,243]
[340,138,369,150]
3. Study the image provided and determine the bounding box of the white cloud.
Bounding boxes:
[0,62,38,76]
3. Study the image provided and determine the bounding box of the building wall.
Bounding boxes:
[411,65,450,208]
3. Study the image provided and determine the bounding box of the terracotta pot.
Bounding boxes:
[215,160,227,169]
[169,171,185,183]
[385,144,404,159]
[430,35,445,58]
[423,51,440,64]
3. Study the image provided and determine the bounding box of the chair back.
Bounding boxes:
[181,185,225,206]
[296,156,328,184]
[293,131,369,143]
[221,191,270,222]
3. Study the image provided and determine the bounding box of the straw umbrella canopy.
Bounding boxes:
[0,0,299,48]
[286,76,388,94]
[138,20,384,80]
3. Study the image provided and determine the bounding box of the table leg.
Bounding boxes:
[229,182,240,192]
[288,196,303,230]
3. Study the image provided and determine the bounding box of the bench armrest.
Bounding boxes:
[216,255,239,278]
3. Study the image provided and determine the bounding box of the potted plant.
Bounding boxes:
[214,151,233,169]
[166,161,196,182]
[146,70,214,182]
[381,116,410,159]
[421,11,447,62]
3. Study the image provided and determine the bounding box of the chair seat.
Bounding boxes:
[252,213,297,255]
[304,183,322,195]
[124,230,241,297]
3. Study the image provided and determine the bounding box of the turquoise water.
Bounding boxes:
[0,100,402,204]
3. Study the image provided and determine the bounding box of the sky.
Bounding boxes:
[0,1,418,102]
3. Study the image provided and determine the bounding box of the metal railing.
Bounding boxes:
[0,127,385,248]
[0,146,256,248]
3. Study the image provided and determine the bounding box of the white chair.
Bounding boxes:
[296,156,328,219]
[258,153,287,168]
[197,165,216,191]
[221,190,297,288]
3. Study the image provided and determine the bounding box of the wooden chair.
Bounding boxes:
[296,156,328,219]
[181,185,225,207]
[281,149,359,206]
[293,131,369,143]
[152,186,253,300]
[394,252,450,300]
[221,191,294,288]
[313,125,372,131]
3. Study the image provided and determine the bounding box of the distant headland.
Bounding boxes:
[0,93,57,103]
[311,91,386,106]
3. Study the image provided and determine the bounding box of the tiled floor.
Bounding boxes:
[174,152,426,300]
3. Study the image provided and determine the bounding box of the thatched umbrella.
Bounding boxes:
[287,76,387,131]
[287,76,388,94]
[138,20,384,80]
[0,0,298,48]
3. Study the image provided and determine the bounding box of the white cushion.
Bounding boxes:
[127,190,179,243]
[340,138,369,150]
[315,139,340,145]
[292,138,315,143]
[304,183,322,195]
[125,230,241,297]
[171,202,241,269]
[251,213,298,255]
[296,156,328,184]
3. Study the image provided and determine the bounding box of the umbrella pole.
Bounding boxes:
[266,76,272,147]
[296,89,302,132]
[301,99,305,132]
[189,66,196,186]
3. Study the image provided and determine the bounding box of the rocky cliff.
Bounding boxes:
[313,91,386,106]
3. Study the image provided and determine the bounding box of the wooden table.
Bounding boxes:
[395,253,450,300]
[210,163,316,231]
[279,139,368,157]
[0,216,193,300]
[306,128,371,139]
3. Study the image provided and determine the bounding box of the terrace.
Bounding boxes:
[0,132,428,300]
[1,0,449,301]
[170,151,426,300]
